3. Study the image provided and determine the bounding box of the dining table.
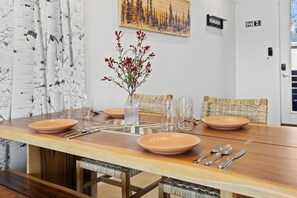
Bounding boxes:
[0,111,297,198]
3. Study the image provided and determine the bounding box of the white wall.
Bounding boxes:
[235,0,281,124]
[84,0,236,117]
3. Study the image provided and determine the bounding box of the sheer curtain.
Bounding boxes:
[0,0,85,171]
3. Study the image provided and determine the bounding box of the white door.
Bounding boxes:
[280,0,297,124]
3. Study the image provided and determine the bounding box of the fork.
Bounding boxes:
[66,125,128,140]
[56,126,89,138]
[193,144,222,163]
[56,129,77,138]
[66,128,96,140]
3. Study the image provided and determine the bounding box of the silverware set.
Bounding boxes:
[65,125,128,140]
[193,144,245,169]
[56,123,162,140]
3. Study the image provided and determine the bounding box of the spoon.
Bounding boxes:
[193,144,222,163]
[204,144,233,166]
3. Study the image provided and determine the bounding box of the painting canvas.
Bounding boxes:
[119,0,191,37]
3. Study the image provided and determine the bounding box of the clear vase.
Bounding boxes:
[124,95,139,126]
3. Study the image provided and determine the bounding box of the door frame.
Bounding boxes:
[279,0,297,125]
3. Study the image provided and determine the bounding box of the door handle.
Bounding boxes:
[281,74,290,78]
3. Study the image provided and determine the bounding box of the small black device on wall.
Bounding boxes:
[268,47,273,56]
[206,14,226,29]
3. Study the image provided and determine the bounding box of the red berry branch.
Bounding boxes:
[102,30,155,97]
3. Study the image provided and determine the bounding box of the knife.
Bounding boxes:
[217,150,245,169]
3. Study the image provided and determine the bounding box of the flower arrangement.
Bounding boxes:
[102,30,155,97]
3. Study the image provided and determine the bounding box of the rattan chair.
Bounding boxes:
[159,178,220,198]
[76,93,173,198]
[200,96,268,124]
[158,96,268,198]
[133,93,173,114]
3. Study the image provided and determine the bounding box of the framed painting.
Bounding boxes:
[119,0,191,37]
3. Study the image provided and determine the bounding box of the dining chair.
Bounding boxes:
[76,93,173,198]
[158,96,268,198]
[200,96,268,124]
[133,93,173,114]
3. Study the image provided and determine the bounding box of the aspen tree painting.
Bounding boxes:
[119,0,191,37]
[0,0,84,170]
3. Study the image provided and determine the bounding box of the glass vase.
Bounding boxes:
[124,95,139,126]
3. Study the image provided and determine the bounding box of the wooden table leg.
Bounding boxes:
[39,148,78,189]
[26,144,41,178]
[221,190,237,198]
[27,144,78,190]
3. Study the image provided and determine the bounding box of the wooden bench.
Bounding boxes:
[0,169,89,198]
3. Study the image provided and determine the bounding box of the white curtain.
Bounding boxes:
[0,0,85,171]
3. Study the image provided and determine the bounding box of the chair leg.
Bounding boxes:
[76,160,84,193]
[121,172,132,198]
[158,183,170,198]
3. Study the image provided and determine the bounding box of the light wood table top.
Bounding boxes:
[193,122,297,148]
[0,114,297,198]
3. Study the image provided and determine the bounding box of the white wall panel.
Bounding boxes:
[84,0,236,117]
[235,0,280,124]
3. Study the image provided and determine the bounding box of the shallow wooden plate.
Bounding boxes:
[28,119,78,133]
[103,108,125,118]
[137,132,201,155]
[201,116,250,130]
